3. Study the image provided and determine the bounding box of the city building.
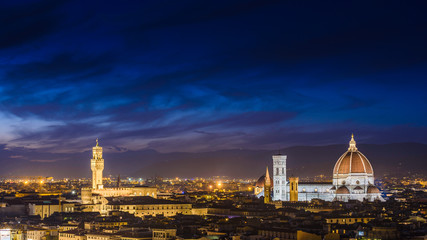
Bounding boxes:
[256,135,384,202]
[289,177,298,202]
[29,200,77,219]
[152,229,176,240]
[105,197,192,217]
[81,140,157,205]
[272,154,287,201]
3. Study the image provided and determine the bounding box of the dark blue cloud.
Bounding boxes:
[0,0,426,164]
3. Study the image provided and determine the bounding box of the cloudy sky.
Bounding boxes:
[1,0,427,159]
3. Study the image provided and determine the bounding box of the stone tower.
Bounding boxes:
[272,154,287,201]
[91,138,104,189]
[289,177,299,202]
[264,166,272,204]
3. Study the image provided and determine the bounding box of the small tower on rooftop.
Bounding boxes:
[264,166,272,204]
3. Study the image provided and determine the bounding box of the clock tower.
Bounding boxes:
[91,138,104,189]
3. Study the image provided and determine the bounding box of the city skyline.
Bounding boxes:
[0,2,426,239]
[1,137,426,178]
[0,1,427,176]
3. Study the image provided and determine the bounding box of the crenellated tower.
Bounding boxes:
[91,138,104,189]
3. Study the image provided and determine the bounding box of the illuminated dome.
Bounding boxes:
[255,175,273,188]
[333,134,373,175]
[336,186,350,194]
[330,134,383,202]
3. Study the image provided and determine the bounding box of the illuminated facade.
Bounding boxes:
[29,201,76,219]
[272,154,286,201]
[81,140,157,208]
[289,177,298,202]
[91,139,104,190]
[263,166,271,204]
[256,135,384,202]
[330,134,382,201]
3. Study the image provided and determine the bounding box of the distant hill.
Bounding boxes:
[0,143,426,179]
[132,143,427,179]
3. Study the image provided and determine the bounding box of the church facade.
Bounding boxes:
[255,135,384,202]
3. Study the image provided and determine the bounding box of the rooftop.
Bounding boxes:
[106,196,189,205]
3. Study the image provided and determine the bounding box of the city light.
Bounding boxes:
[0,3,423,240]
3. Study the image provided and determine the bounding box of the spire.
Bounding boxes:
[96,138,99,147]
[348,133,357,151]
[263,166,272,204]
[265,166,271,186]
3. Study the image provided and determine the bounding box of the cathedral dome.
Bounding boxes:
[333,135,373,175]
[367,185,380,193]
[255,175,273,188]
[336,186,350,194]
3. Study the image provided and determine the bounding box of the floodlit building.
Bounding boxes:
[105,197,192,217]
[81,140,157,206]
[29,200,77,219]
[256,135,384,202]
[331,134,382,201]
[263,167,272,204]
[289,177,298,202]
[272,154,287,201]
[152,229,176,240]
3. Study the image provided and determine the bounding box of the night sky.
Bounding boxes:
[1,0,427,159]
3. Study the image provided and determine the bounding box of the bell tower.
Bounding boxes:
[272,154,287,201]
[91,138,104,189]
[264,166,272,204]
[289,177,299,202]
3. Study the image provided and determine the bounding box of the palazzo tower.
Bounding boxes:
[91,139,104,189]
